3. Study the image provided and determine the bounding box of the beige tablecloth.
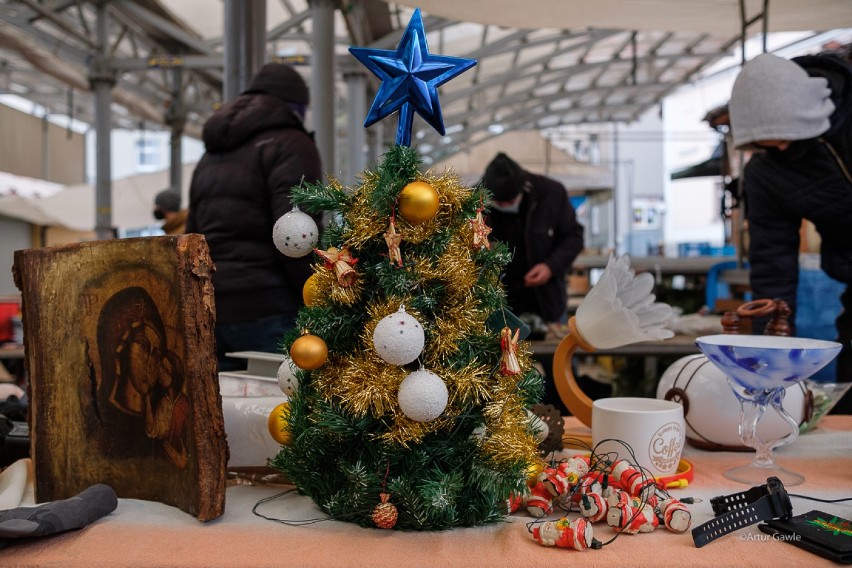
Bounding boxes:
[1,416,850,567]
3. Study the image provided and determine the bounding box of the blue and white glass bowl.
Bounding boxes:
[695,334,841,486]
[695,335,841,392]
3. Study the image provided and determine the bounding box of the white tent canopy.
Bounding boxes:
[1,1,849,238]
[0,165,195,232]
[0,171,63,200]
[401,0,852,36]
[431,131,613,191]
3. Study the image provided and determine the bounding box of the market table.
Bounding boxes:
[573,255,740,276]
[530,334,701,392]
[1,416,850,568]
[530,334,701,357]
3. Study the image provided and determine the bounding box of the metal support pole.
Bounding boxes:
[41,113,50,180]
[223,0,244,102]
[368,122,384,168]
[167,67,185,197]
[344,70,367,185]
[612,123,620,254]
[224,0,266,102]
[247,0,267,73]
[91,1,116,240]
[309,0,337,181]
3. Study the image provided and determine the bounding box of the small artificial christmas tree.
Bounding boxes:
[269,9,544,531]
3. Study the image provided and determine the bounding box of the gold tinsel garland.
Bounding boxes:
[309,262,363,306]
[434,234,481,303]
[442,362,494,407]
[300,168,539,467]
[362,297,420,330]
[343,171,471,249]
[310,352,404,419]
[378,411,456,448]
[426,311,485,361]
[342,175,390,251]
[410,236,471,288]
[476,344,542,467]
[480,418,541,468]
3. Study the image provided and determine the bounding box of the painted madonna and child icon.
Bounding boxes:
[14,235,226,521]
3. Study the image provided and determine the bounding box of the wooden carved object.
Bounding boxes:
[13,235,227,521]
[766,299,792,336]
[721,310,740,334]
[735,298,792,337]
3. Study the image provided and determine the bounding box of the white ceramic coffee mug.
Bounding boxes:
[591,397,685,478]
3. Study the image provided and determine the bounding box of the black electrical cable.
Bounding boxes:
[789,494,852,504]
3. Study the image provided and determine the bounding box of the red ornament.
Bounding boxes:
[610,459,657,501]
[607,503,658,534]
[506,493,525,514]
[525,477,554,518]
[579,492,608,523]
[532,517,594,550]
[372,492,398,529]
[660,498,692,532]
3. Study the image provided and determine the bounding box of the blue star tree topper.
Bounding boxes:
[349,8,476,146]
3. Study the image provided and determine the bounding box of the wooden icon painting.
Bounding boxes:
[13,234,227,521]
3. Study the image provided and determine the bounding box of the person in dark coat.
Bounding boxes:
[729,52,852,412]
[153,189,188,235]
[186,63,322,371]
[482,152,585,326]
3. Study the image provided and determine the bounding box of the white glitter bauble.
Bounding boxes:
[272,208,318,258]
[276,357,299,396]
[397,370,448,422]
[526,409,549,443]
[372,307,425,366]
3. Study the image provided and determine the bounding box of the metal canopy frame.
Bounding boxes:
[0,0,226,134]
[0,1,831,166]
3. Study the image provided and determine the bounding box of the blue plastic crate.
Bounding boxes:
[796,269,845,382]
[678,242,711,257]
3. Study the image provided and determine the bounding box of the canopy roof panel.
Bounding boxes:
[399,0,852,36]
[0,1,847,164]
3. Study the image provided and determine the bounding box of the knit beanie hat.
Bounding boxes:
[483,152,525,202]
[244,63,310,105]
[729,53,834,149]
[154,189,181,213]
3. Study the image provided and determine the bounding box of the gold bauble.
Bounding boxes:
[526,459,546,484]
[267,401,292,445]
[290,334,328,370]
[398,181,440,225]
[302,273,320,306]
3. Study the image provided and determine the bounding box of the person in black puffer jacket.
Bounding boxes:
[186,63,322,371]
[729,52,852,412]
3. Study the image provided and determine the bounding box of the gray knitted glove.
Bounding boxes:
[0,484,117,548]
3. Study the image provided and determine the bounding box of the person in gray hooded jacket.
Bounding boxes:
[728,52,852,411]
